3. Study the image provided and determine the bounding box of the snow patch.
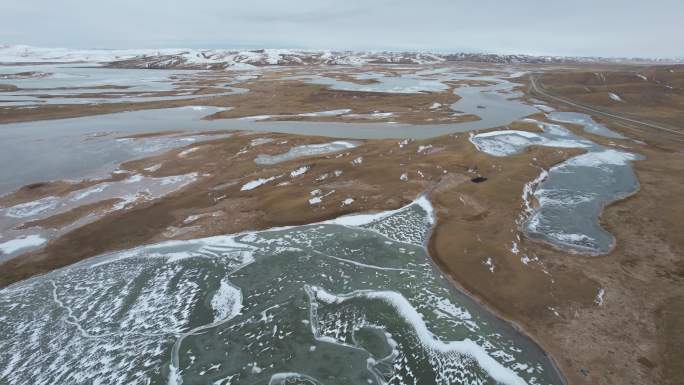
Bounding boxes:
[483,257,495,273]
[211,280,242,322]
[557,149,638,169]
[298,109,351,117]
[178,147,199,158]
[290,166,309,178]
[595,288,606,306]
[240,175,282,191]
[608,92,623,102]
[0,235,47,254]
[310,287,527,385]
[417,144,433,153]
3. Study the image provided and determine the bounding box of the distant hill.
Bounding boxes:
[1,44,681,68]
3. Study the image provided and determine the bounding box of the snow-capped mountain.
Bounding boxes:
[1,45,680,68]
[0,45,446,68]
[107,49,449,69]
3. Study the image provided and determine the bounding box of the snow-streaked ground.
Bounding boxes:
[0,172,200,260]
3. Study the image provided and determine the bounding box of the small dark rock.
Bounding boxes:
[471,176,487,183]
[637,356,655,369]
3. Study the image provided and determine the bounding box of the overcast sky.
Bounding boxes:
[2,0,683,57]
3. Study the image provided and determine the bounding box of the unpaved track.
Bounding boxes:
[529,75,684,140]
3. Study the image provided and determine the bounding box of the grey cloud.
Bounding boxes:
[1,0,682,57]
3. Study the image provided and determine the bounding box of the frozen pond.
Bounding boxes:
[0,64,187,91]
[0,197,563,385]
[295,69,539,128]
[0,67,547,194]
[470,118,639,254]
[0,107,229,195]
[449,78,538,129]
[255,141,359,165]
[0,64,249,106]
[548,111,625,139]
[0,104,544,196]
[297,72,450,94]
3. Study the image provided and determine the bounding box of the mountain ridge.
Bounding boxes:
[1,44,682,68]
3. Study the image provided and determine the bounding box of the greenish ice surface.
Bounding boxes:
[0,197,563,385]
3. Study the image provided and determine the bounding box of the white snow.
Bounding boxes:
[0,235,47,254]
[249,137,274,146]
[534,104,555,112]
[269,373,321,385]
[341,198,354,206]
[429,102,442,109]
[255,141,359,165]
[483,257,495,273]
[178,147,199,158]
[298,109,351,117]
[290,166,309,178]
[3,196,59,218]
[0,44,163,63]
[469,130,590,157]
[144,163,162,173]
[521,168,548,218]
[311,287,527,385]
[550,233,595,244]
[351,156,363,165]
[308,197,321,205]
[417,144,433,153]
[240,175,282,191]
[557,149,638,168]
[240,115,273,121]
[210,280,242,322]
[473,129,540,139]
[636,74,648,81]
[0,45,452,68]
[505,71,529,79]
[548,306,560,317]
[325,195,434,227]
[308,190,334,205]
[1,173,199,234]
[400,173,409,181]
[608,92,623,102]
[594,288,606,306]
[343,112,394,120]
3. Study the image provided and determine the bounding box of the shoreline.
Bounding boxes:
[427,242,570,385]
[420,179,571,384]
